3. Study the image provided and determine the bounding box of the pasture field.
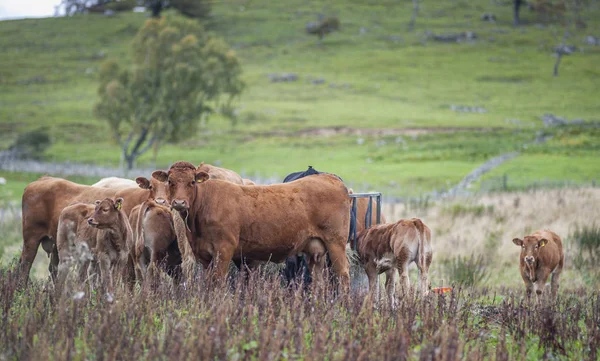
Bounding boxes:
[0,187,599,359]
[1,0,599,196]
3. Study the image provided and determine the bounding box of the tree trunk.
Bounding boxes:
[553,53,562,77]
[513,0,522,26]
[408,0,419,31]
[150,1,163,18]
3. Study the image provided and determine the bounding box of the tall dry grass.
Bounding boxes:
[0,265,599,361]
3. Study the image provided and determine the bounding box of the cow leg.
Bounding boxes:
[535,269,551,302]
[416,252,431,296]
[212,243,235,281]
[48,245,59,284]
[364,261,378,300]
[551,256,564,299]
[98,254,114,302]
[385,268,397,309]
[18,228,47,286]
[124,253,137,293]
[324,243,350,293]
[397,262,410,297]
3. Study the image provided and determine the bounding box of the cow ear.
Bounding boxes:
[195,171,210,183]
[136,177,151,189]
[152,170,168,182]
[114,197,123,210]
[538,238,548,248]
[95,200,101,205]
[512,238,523,246]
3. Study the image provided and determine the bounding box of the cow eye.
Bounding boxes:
[191,180,196,185]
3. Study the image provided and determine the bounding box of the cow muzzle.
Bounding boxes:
[87,218,99,227]
[155,198,166,205]
[524,256,534,264]
[171,199,188,211]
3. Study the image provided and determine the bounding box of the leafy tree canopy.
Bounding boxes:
[95,15,244,169]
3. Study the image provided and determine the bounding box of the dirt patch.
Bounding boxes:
[244,126,501,140]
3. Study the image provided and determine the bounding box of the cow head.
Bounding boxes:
[136,176,169,205]
[512,236,549,265]
[88,198,124,228]
[152,161,209,212]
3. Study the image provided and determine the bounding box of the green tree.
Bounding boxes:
[94,15,244,169]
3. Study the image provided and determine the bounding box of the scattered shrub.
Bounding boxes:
[441,253,489,287]
[572,223,600,263]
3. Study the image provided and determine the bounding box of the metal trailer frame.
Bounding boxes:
[348,192,383,250]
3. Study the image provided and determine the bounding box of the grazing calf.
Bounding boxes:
[357,218,432,307]
[57,198,133,300]
[512,230,564,300]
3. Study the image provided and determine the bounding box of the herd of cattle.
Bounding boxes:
[15,161,565,304]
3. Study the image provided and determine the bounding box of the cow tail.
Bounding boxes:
[171,209,195,276]
[135,203,147,261]
[413,218,426,272]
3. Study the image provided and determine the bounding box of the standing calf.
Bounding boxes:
[57,197,133,300]
[512,230,564,300]
[357,218,432,307]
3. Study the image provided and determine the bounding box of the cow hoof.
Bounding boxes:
[105,293,114,303]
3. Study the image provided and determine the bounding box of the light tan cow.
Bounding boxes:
[92,177,138,189]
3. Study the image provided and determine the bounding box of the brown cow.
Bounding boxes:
[357,218,432,307]
[512,230,564,300]
[19,175,166,286]
[153,161,351,289]
[57,198,133,300]
[129,164,248,285]
[196,162,244,184]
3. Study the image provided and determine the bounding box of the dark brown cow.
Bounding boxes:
[196,162,244,184]
[19,175,166,286]
[153,161,351,289]
[357,218,432,307]
[512,229,564,300]
[57,198,133,300]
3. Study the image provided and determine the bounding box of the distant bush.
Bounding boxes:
[442,253,489,287]
[305,17,340,40]
[9,127,52,160]
[572,224,600,263]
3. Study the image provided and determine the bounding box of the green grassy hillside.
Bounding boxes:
[1,0,599,197]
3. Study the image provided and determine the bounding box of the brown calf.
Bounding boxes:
[357,218,432,307]
[154,161,351,289]
[57,198,133,300]
[512,229,564,300]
